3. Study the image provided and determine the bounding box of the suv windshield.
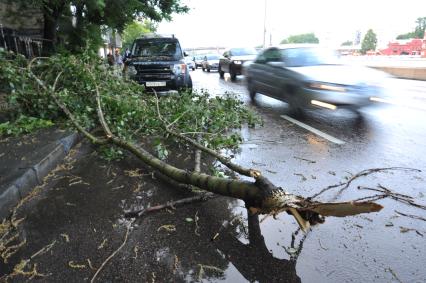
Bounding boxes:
[280,47,339,67]
[230,48,258,56]
[131,38,183,60]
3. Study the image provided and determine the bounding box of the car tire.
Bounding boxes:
[230,70,237,81]
[207,68,210,72]
[286,85,304,116]
[192,67,195,71]
[247,79,257,101]
[219,65,224,79]
[202,67,205,71]
[185,76,193,94]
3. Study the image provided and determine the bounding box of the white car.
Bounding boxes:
[185,57,195,71]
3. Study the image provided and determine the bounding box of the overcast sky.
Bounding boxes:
[158,0,426,49]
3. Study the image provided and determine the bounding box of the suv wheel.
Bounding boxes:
[230,69,237,81]
[207,68,210,72]
[219,65,224,79]
[202,67,205,71]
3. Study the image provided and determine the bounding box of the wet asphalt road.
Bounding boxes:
[2,70,426,282]
[190,69,426,282]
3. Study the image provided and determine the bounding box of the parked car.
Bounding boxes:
[201,54,221,72]
[126,34,192,93]
[193,55,204,69]
[185,56,195,71]
[245,44,388,112]
[219,47,258,81]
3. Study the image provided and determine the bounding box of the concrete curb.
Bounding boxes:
[0,132,80,218]
[372,66,426,81]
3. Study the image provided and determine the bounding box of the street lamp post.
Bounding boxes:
[263,0,267,48]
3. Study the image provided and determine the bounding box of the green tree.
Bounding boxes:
[341,40,353,46]
[396,32,415,40]
[121,21,157,50]
[361,29,377,54]
[414,17,426,38]
[19,0,188,54]
[396,16,426,39]
[280,33,319,44]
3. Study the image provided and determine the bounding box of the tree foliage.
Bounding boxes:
[0,50,260,157]
[396,16,426,39]
[121,21,157,51]
[341,40,353,46]
[16,0,188,54]
[280,33,319,44]
[361,29,377,54]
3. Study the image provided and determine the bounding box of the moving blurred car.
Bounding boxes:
[201,54,221,72]
[219,47,258,81]
[245,44,388,112]
[193,55,204,69]
[185,56,195,71]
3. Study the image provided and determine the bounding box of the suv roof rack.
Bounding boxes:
[136,33,175,39]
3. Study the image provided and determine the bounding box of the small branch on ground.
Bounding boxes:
[90,224,130,283]
[356,185,426,210]
[124,193,216,218]
[309,167,421,200]
[394,210,426,222]
[293,156,316,164]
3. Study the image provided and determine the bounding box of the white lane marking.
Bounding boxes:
[280,115,346,145]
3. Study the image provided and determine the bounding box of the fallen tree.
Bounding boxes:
[0,51,384,231]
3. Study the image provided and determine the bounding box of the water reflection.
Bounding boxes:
[214,212,301,283]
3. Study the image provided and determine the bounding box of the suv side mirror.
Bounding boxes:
[183,51,188,57]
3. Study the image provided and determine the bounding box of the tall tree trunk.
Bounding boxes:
[42,2,65,55]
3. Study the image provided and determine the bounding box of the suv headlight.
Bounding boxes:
[233,60,242,64]
[173,63,187,75]
[308,82,346,92]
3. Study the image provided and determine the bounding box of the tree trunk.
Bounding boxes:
[42,2,65,55]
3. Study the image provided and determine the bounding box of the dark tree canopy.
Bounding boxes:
[18,0,188,54]
[361,29,377,54]
[280,33,319,44]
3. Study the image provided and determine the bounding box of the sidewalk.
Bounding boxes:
[0,127,79,217]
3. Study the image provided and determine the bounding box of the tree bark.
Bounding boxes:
[41,1,66,55]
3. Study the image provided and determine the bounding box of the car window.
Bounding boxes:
[255,48,280,64]
[132,39,183,60]
[280,47,339,67]
[264,48,281,62]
